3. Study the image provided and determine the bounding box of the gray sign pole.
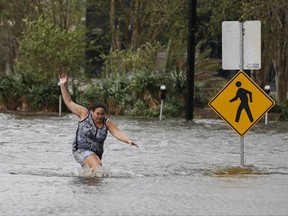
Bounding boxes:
[58,84,62,117]
[59,95,62,117]
[239,21,245,166]
[222,20,261,167]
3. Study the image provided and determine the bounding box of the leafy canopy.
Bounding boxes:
[15,17,85,82]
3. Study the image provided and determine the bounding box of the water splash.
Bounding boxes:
[75,166,113,178]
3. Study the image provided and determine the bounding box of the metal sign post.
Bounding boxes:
[240,136,244,166]
[239,22,245,166]
[159,85,167,121]
[59,95,62,117]
[264,85,271,125]
[58,84,62,117]
[214,20,264,166]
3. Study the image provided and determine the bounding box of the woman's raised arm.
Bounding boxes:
[58,73,88,120]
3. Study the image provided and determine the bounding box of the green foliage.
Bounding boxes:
[100,73,131,114]
[131,100,158,117]
[103,42,162,75]
[169,70,186,95]
[193,40,225,107]
[77,69,163,116]
[15,17,85,81]
[130,69,165,100]
[279,100,288,121]
[270,103,282,113]
[161,97,183,118]
[0,74,24,110]
[193,78,226,108]
[76,73,132,115]
[75,85,101,109]
[76,38,225,117]
[0,73,59,111]
[143,0,188,48]
[0,76,11,109]
[77,66,224,117]
[4,0,280,116]
[195,40,222,72]
[27,82,59,112]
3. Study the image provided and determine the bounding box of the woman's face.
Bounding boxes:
[92,107,105,123]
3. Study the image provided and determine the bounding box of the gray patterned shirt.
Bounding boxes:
[72,111,108,158]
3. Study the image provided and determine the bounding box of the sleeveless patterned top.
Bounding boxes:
[72,111,109,158]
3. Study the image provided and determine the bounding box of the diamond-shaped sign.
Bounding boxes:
[209,70,275,136]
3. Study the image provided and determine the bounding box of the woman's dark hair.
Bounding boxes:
[88,102,107,112]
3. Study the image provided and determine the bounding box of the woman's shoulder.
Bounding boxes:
[104,117,109,124]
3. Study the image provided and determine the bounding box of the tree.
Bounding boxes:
[197,0,288,104]
[15,17,85,81]
[0,0,86,76]
[237,0,288,104]
[0,0,40,76]
[257,1,288,104]
[118,0,146,50]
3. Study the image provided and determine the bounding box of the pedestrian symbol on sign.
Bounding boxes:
[208,70,275,136]
[229,81,254,123]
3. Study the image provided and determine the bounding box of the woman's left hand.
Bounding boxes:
[130,141,139,148]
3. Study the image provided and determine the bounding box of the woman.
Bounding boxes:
[58,73,139,171]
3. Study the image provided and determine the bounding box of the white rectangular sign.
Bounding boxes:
[222,21,261,70]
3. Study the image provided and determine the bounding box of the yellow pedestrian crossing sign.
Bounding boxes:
[209,70,275,136]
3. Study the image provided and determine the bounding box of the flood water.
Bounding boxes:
[0,112,288,216]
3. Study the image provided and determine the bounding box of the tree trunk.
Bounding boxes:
[269,2,288,104]
[273,44,288,104]
[110,0,117,51]
[130,0,141,50]
[0,27,15,76]
[274,66,287,104]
